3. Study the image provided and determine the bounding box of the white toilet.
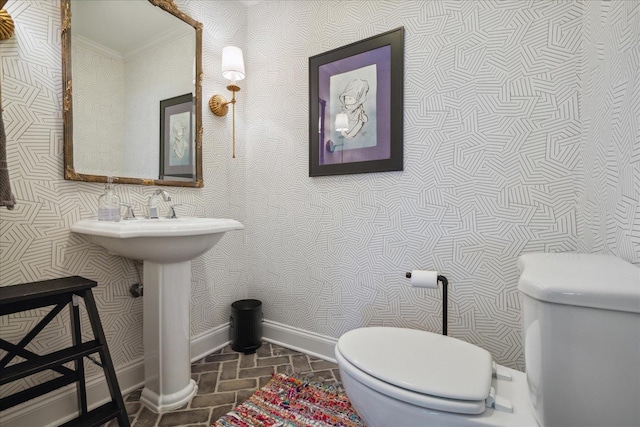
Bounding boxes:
[336,253,640,427]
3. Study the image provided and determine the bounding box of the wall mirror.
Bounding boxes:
[61,0,203,187]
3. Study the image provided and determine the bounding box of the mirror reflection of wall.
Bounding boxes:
[70,0,195,180]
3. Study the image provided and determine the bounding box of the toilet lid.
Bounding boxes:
[337,327,493,401]
[518,253,640,313]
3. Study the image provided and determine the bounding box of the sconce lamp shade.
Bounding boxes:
[221,46,245,82]
[335,113,349,132]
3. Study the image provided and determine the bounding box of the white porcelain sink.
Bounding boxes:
[71,217,243,263]
[71,216,243,412]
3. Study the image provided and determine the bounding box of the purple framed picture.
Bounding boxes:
[309,27,404,176]
[160,93,194,180]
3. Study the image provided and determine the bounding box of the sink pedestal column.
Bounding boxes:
[140,261,198,412]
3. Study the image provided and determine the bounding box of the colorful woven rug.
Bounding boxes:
[213,373,366,427]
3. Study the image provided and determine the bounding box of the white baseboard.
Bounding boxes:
[190,322,231,362]
[262,319,338,363]
[0,321,335,427]
[191,321,339,364]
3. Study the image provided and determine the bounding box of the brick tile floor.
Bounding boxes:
[109,342,340,427]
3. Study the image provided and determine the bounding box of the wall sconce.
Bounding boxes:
[209,46,245,158]
[326,113,349,153]
[0,0,15,41]
[335,113,349,132]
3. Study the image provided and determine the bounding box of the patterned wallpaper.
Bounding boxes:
[245,0,590,370]
[0,0,247,394]
[578,0,640,265]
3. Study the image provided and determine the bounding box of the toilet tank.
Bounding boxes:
[518,253,640,427]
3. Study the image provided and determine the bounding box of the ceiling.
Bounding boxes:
[71,0,190,55]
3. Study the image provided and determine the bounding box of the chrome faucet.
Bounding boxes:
[121,203,137,220]
[166,204,183,219]
[148,189,171,219]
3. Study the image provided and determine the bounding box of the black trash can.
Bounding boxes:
[230,299,263,354]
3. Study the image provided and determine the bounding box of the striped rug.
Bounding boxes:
[213,373,365,427]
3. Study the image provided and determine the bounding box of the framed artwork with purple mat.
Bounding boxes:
[309,27,404,177]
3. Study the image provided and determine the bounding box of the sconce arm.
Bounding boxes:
[209,85,240,117]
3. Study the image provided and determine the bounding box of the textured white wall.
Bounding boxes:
[245,0,589,369]
[578,0,640,265]
[72,37,125,176]
[123,32,194,179]
[0,0,247,395]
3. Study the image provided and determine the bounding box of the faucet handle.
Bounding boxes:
[167,204,183,219]
[121,203,136,220]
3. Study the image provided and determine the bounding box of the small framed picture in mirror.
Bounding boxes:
[160,93,194,180]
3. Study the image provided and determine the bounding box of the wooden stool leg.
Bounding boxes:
[82,290,130,427]
[69,295,88,415]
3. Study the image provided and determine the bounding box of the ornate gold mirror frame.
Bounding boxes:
[61,0,204,188]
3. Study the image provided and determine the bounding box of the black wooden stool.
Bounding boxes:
[0,276,129,426]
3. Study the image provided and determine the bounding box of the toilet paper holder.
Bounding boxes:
[405,272,449,336]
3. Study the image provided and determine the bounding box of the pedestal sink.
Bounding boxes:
[71,217,243,412]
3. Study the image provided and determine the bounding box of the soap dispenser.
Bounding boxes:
[98,177,121,222]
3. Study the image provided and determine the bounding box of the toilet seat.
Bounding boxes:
[336,327,494,415]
